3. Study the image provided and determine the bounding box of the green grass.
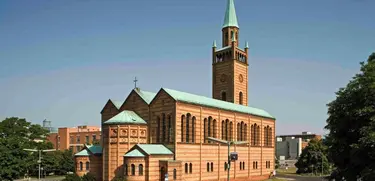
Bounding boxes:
[277,167,329,177]
[267,178,288,181]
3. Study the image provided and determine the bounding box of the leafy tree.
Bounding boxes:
[92,139,100,145]
[295,138,331,175]
[325,53,375,181]
[0,117,51,180]
[275,158,280,169]
[62,173,81,181]
[81,173,96,181]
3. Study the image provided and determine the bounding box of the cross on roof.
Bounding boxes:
[134,77,138,88]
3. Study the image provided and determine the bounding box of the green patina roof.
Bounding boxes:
[134,88,157,104]
[103,110,147,125]
[87,145,102,154]
[124,149,145,157]
[109,99,122,109]
[223,0,239,28]
[136,144,173,155]
[75,149,89,156]
[162,88,275,119]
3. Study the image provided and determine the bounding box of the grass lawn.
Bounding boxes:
[277,167,297,174]
[266,178,288,181]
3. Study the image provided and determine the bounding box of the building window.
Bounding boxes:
[186,114,190,143]
[85,135,89,144]
[173,169,177,180]
[243,162,245,170]
[76,136,80,143]
[131,164,135,176]
[181,115,185,142]
[224,162,227,171]
[240,162,242,170]
[92,135,96,141]
[207,162,210,172]
[157,116,161,142]
[76,146,81,152]
[239,92,243,105]
[125,164,128,175]
[189,163,192,173]
[69,146,73,152]
[139,164,143,176]
[221,91,227,101]
[70,136,73,143]
[168,115,173,142]
[253,162,255,169]
[192,116,196,143]
[185,163,188,174]
[211,162,213,172]
[85,162,89,170]
[256,161,258,169]
[79,162,83,171]
[162,113,166,142]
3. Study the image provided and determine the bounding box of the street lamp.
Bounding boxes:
[24,148,56,180]
[207,137,248,181]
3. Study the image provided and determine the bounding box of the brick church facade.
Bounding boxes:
[74,0,276,180]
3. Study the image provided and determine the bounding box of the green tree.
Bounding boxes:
[81,173,96,181]
[325,53,375,181]
[62,173,81,181]
[0,117,51,180]
[295,139,331,175]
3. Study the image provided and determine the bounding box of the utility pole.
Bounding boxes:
[207,137,248,181]
[24,148,56,180]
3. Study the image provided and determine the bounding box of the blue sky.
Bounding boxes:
[1,0,374,135]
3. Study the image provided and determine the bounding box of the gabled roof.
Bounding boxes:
[75,149,90,156]
[124,149,145,157]
[110,99,123,109]
[103,110,147,125]
[135,144,173,155]
[134,88,157,105]
[223,0,239,28]
[157,88,274,119]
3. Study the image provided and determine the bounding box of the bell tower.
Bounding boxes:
[212,0,249,106]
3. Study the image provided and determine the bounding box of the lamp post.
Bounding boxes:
[207,137,248,181]
[24,148,56,180]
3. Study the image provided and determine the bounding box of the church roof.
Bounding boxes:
[103,110,147,125]
[110,100,123,109]
[75,149,89,156]
[124,149,145,157]
[74,145,102,157]
[223,0,239,28]
[162,88,275,119]
[134,88,157,105]
[136,144,173,155]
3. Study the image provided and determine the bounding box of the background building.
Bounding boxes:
[275,131,322,168]
[47,125,101,153]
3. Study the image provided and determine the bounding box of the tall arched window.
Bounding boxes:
[225,119,229,140]
[240,162,242,170]
[185,163,188,173]
[211,162,214,172]
[85,161,89,170]
[264,126,268,146]
[204,118,207,143]
[229,122,233,141]
[237,123,240,141]
[168,115,172,142]
[213,119,217,139]
[208,117,211,143]
[244,124,247,141]
[268,127,272,147]
[221,121,225,140]
[157,116,161,142]
[173,169,177,180]
[125,164,128,175]
[79,162,83,171]
[131,164,135,175]
[189,163,192,173]
[186,114,190,143]
[240,122,244,141]
[239,92,243,105]
[192,116,195,143]
[224,162,227,171]
[207,162,210,172]
[221,91,227,101]
[256,126,260,146]
[243,162,245,170]
[139,164,143,176]
[162,114,166,142]
[181,115,185,142]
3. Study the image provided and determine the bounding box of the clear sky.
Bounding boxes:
[1,0,374,135]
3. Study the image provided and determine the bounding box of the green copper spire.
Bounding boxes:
[213,40,217,48]
[223,0,239,28]
[245,41,249,48]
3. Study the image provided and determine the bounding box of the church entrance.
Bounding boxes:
[160,167,165,181]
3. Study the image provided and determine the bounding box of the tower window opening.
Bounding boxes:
[221,91,227,101]
[239,92,243,105]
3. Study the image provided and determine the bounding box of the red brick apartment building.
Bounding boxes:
[47,125,101,153]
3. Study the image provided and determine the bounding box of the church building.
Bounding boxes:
[74,0,276,180]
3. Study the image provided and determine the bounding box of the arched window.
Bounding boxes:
[211,162,213,172]
[189,163,192,173]
[268,127,272,147]
[239,92,243,105]
[173,169,177,180]
[157,116,161,142]
[253,162,255,169]
[186,114,190,143]
[256,162,258,169]
[79,162,83,171]
[85,161,89,170]
[221,121,225,140]
[181,115,185,142]
[204,118,207,143]
[125,164,128,175]
[244,124,247,141]
[221,91,227,101]
[207,162,210,172]
[240,161,242,170]
[185,163,188,173]
[264,126,268,146]
[208,117,211,143]
[224,162,227,171]
[162,114,166,142]
[240,122,244,141]
[192,116,196,143]
[243,162,245,170]
[225,119,229,140]
[237,123,240,141]
[256,126,260,146]
[229,122,233,141]
[168,115,172,142]
[139,164,143,175]
[131,164,135,176]
[213,119,217,139]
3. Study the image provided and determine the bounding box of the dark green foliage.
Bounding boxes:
[275,158,280,169]
[295,139,331,175]
[325,53,375,181]
[112,175,127,181]
[81,173,96,181]
[92,139,100,145]
[62,173,82,181]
